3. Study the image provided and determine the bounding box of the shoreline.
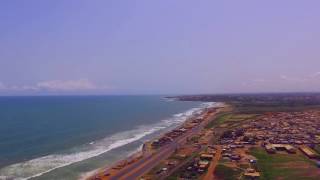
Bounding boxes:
[0,98,204,180]
[87,102,227,180]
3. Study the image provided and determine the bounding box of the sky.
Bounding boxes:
[1,0,320,95]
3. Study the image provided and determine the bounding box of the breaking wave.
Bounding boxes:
[0,102,221,180]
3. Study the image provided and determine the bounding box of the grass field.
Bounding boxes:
[205,112,257,129]
[250,148,320,180]
[314,144,320,154]
[214,164,241,180]
[234,102,320,114]
[205,112,229,129]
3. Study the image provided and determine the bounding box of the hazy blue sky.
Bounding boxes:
[1,0,320,95]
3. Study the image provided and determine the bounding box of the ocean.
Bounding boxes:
[0,96,215,180]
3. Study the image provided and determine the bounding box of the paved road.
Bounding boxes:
[109,118,209,180]
[110,131,195,180]
[94,110,220,180]
[118,143,178,180]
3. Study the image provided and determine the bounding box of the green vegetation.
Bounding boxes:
[214,164,241,180]
[189,135,200,143]
[226,114,258,120]
[213,113,233,126]
[314,144,320,154]
[166,154,202,179]
[238,163,250,170]
[177,93,320,114]
[250,147,318,180]
[165,177,178,180]
[205,112,228,129]
[205,112,257,129]
[234,101,320,114]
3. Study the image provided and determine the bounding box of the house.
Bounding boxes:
[244,168,260,179]
[265,144,296,154]
[265,144,276,153]
[230,154,241,160]
[198,160,210,170]
[299,146,318,158]
[200,153,214,161]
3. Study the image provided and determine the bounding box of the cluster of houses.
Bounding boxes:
[213,110,320,179]
[151,117,206,148]
[179,146,216,179]
[153,160,178,176]
[218,111,320,160]
[245,111,320,158]
[246,111,320,145]
[146,109,320,180]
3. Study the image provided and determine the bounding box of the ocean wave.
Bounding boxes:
[0,102,220,180]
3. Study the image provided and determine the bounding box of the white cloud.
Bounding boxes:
[240,71,320,92]
[252,79,267,83]
[241,78,269,87]
[309,72,320,78]
[0,79,112,92]
[0,82,7,90]
[36,79,98,91]
[21,85,40,91]
[280,71,320,83]
[280,75,307,82]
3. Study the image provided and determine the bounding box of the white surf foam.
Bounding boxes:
[0,102,221,180]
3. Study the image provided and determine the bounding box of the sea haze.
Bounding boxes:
[0,96,217,179]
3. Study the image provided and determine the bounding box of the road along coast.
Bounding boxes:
[87,103,227,180]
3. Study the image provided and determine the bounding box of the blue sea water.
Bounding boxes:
[0,96,214,179]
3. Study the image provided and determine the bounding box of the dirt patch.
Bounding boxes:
[176,145,194,156]
[277,162,310,169]
[276,162,320,178]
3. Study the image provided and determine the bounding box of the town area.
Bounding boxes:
[140,108,320,180]
[89,95,320,180]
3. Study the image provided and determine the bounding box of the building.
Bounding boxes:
[198,160,210,170]
[299,146,318,158]
[265,144,296,154]
[200,153,214,161]
[244,168,260,179]
[265,144,276,153]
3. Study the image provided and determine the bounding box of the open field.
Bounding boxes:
[314,145,320,154]
[250,148,320,180]
[214,164,241,180]
[205,111,257,129]
[235,104,320,114]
